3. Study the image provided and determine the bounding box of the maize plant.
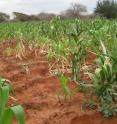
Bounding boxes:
[89,42,117,117]
[68,24,86,82]
[58,73,71,100]
[0,78,25,124]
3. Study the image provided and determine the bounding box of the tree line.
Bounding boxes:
[0,0,117,22]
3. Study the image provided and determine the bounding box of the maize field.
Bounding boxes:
[0,17,117,124]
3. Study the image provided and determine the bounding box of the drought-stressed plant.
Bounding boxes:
[89,42,117,117]
[0,78,25,124]
[3,47,14,57]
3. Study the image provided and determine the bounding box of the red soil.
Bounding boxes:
[0,42,117,124]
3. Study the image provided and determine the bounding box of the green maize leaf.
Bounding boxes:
[0,86,9,104]
[0,79,4,86]
[0,85,10,124]
[102,65,108,80]
[0,86,9,114]
[3,108,14,124]
[106,64,112,81]
[100,68,106,81]
[10,105,25,124]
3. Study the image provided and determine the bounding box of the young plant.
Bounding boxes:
[0,78,25,124]
[58,73,71,101]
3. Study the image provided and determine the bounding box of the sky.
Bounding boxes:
[0,0,98,15]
